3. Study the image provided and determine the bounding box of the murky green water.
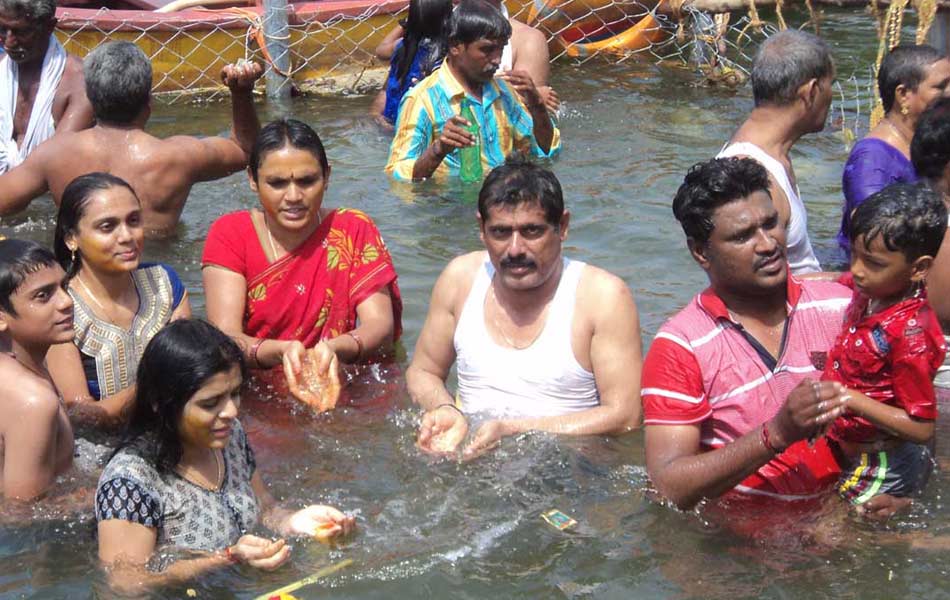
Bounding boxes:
[3,8,950,599]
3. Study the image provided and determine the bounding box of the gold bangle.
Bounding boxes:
[345,331,363,361]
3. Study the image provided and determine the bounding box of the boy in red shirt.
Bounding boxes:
[824,183,947,505]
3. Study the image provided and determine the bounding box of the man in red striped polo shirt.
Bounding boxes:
[644,157,894,514]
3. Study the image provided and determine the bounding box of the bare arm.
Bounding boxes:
[98,519,289,594]
[54,62,94,134]
[374,24,405,60]
[180,62,263,183]
[406,259,466,410]
[0,144,51,215]
[3,391,62,500]
[646,379,846,509]
[325,289,394,363]
[202,265,297,368]
[47,342,133,430]
[843,390,934,444]
[510,23,550,88]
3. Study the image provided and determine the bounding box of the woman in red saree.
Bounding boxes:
[201,118,402,408]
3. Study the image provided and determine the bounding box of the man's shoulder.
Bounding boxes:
[0,364,59,423]
[443,251,487,281]
[509,19,546,44]
[795,278,852,308]
[576,263,631,305]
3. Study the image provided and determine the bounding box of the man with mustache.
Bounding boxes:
[385,0,559,181]
[643,157,906,520]
[0,0,93,173]
[408,156,642,457]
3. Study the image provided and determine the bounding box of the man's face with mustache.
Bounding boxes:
[479,200,568,292]
[0,14,54,65]
[690,190,788,297]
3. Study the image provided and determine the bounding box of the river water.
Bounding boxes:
[2,8,950,599]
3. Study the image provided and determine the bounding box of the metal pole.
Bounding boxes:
[262,0,292,100]
[930,9,950,56]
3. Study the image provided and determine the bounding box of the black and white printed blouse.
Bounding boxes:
[95,419,260,553]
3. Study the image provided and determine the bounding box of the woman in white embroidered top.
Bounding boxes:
[47,172,191,429]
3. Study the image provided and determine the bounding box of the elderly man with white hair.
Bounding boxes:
[0,0,93,172]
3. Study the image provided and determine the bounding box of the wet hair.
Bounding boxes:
[248,118,329,181]
[911,96,950,179]
[672,157,772,245]
[448,0,512,47]
[0,0,56,22]
[849,183,947,262]
[394,0,452,87]
[117,319,247,474]
[0,239,58,317]
[53,172,139,281]
[478,154,564,226]
[751,30,834,107]
[878,45,944,113]
[83,41,152,125]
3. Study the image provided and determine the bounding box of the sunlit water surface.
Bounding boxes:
[3,9,950,599]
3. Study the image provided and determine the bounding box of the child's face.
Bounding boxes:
[850,234,922,304]
[0,264,74,347]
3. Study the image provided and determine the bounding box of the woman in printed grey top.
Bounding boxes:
[96,319,355,592]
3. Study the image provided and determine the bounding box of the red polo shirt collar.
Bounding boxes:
[697,275,803,323]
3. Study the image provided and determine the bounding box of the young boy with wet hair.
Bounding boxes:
[823,183,947,505]
[0,239,75,500]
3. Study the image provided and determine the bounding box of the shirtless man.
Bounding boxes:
[0,0,93,172]
[718,30,834,274]
[0,239,74,500]
[408,156,641,457]
[0,41,263,237]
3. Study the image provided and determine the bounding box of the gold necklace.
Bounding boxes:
[488,284,544,350]
[74,274,134,324]
[177,449,223,491]
[261,210,323,262]
[884,116,911,146]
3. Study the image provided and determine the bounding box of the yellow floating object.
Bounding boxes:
[526,0,668,57]
[253,559,354,600]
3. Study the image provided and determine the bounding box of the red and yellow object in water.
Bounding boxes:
[525,0,669,56]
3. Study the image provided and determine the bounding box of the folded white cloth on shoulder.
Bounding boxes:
[0,37,67,173]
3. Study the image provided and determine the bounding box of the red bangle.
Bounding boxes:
[249,338,265,368]
[224,546,239,564]
[761,423,782,455]
[345,331,363,361]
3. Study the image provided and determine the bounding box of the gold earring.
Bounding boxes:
[70,249,76,263]
[901,103,909,116]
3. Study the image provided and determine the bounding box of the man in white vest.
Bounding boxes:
[0,0,93,173]
[408,156,642,458]
[718,30,834,275]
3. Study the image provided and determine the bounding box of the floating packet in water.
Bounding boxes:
[541,509,577,531]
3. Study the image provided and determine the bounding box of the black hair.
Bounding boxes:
[0,239,58,317]
[478,154,564,226]
[911,96,950,179]
[878,44,944,113]
[751,30,834,107]
[672,157,772,245]
[53,172,139,281]
[447,0,512,47]
[394,0,453,87]
[849,182,947,262]
[248,118,329,182]
[117,319,247,474]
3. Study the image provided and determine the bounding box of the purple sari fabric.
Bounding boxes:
[838,137,917,257]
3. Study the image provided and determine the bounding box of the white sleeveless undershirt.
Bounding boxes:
[717,142,821,274]
[453,257,599,418]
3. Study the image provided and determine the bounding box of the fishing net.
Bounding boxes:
[52,0,941,106]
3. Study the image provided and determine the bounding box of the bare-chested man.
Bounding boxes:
[408,156,641,457]
[0,0,93,172]
[0,41,263,237]
[0,239,74,500]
